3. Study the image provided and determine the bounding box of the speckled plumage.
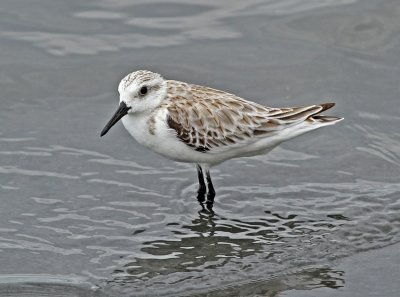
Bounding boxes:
[162,80,337,154]
[101,70,343,211]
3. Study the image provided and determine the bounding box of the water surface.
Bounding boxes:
[0,0,399,296]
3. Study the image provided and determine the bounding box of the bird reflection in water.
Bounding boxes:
[104,201,349,297]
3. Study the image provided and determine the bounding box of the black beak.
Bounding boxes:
[100,102,131,137]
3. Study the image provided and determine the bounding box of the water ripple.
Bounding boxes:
[0,137,36,142]
[0,0,357,56]
[0,237,82,255]
[0,150,51,156]
[352,124,400,167]
[0,166,80,179]
[100,177,400,295]
[1,133,399,295]
[1,136,399,296]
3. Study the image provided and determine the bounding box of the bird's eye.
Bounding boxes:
[139,86,148,96]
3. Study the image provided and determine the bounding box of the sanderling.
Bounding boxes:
[101,70,343,211]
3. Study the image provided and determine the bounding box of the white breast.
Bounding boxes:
[121,109,208,163]
[121,113,153,147]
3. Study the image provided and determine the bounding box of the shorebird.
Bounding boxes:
[100,70,342,211]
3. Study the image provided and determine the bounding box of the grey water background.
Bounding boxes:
[0,0,399,296]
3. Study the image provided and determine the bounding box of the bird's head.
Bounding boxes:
[100,70,167,137]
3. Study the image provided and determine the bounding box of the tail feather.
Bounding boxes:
[317,102,336,114]
[277,102,342,140]
[270,102,342,125]
[277,105,321,122]
[308,103,343,124]
[311,115,343,123]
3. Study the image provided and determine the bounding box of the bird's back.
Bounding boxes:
[163,80,342,160]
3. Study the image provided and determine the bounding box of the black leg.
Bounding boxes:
[205,169,215,211]
[196,164,206,208]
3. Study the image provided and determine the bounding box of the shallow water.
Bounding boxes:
[0,0,400,296]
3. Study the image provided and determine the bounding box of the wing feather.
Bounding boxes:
[165,81,336,153]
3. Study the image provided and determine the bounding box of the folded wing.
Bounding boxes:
[165,81,341,153]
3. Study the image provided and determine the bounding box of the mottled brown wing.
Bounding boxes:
[165,80,332,153]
